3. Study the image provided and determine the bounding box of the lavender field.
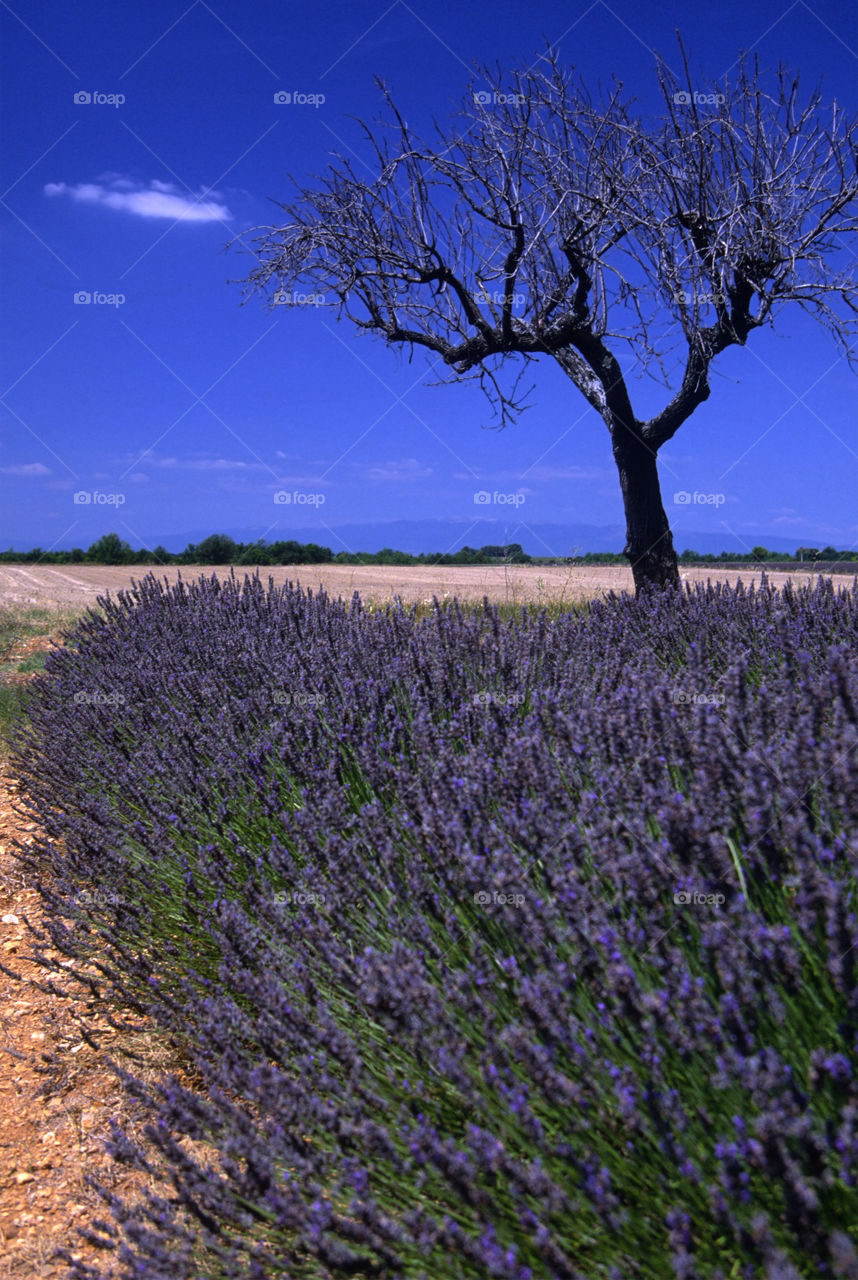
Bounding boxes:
[7,572,858,1278]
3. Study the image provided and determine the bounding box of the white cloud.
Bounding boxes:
[517,465,608,483]
[0,462,50,476]
[365,458,434,482]
[455,465,609,485]
[187,458,261,471]
[45,176,231,222]
[138,455,265,471]
[767,509,831,530]
[94,172,135,190]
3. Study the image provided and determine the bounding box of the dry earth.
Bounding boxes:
[0,561,841,612]
[0,765,152,1278]
[0,643,212,1278]
[0,767,229,1279]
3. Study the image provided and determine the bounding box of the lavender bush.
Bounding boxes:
[6,571,858,1279]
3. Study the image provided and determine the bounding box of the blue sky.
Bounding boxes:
[1,0,856,557]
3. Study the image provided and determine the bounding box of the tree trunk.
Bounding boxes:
[612,432,680,595]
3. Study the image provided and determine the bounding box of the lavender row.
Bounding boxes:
[6,571,858,1278]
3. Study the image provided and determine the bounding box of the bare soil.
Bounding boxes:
[0,649,209,1277]
[0,768,142,1276]
[0,763,231,1277]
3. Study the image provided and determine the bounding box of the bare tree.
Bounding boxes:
[233,42,858,592]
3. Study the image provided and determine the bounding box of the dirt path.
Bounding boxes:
[0,637,255,1276]
[0,758,192,1277]
[0,768,131,1275]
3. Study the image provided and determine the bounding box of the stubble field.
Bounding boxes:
[0,561,838,610]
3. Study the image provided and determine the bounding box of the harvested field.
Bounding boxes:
[0,561,840,611]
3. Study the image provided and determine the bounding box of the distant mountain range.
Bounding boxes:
[144,519,806,557]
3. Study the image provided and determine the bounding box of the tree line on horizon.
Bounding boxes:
[0,531,855,569]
